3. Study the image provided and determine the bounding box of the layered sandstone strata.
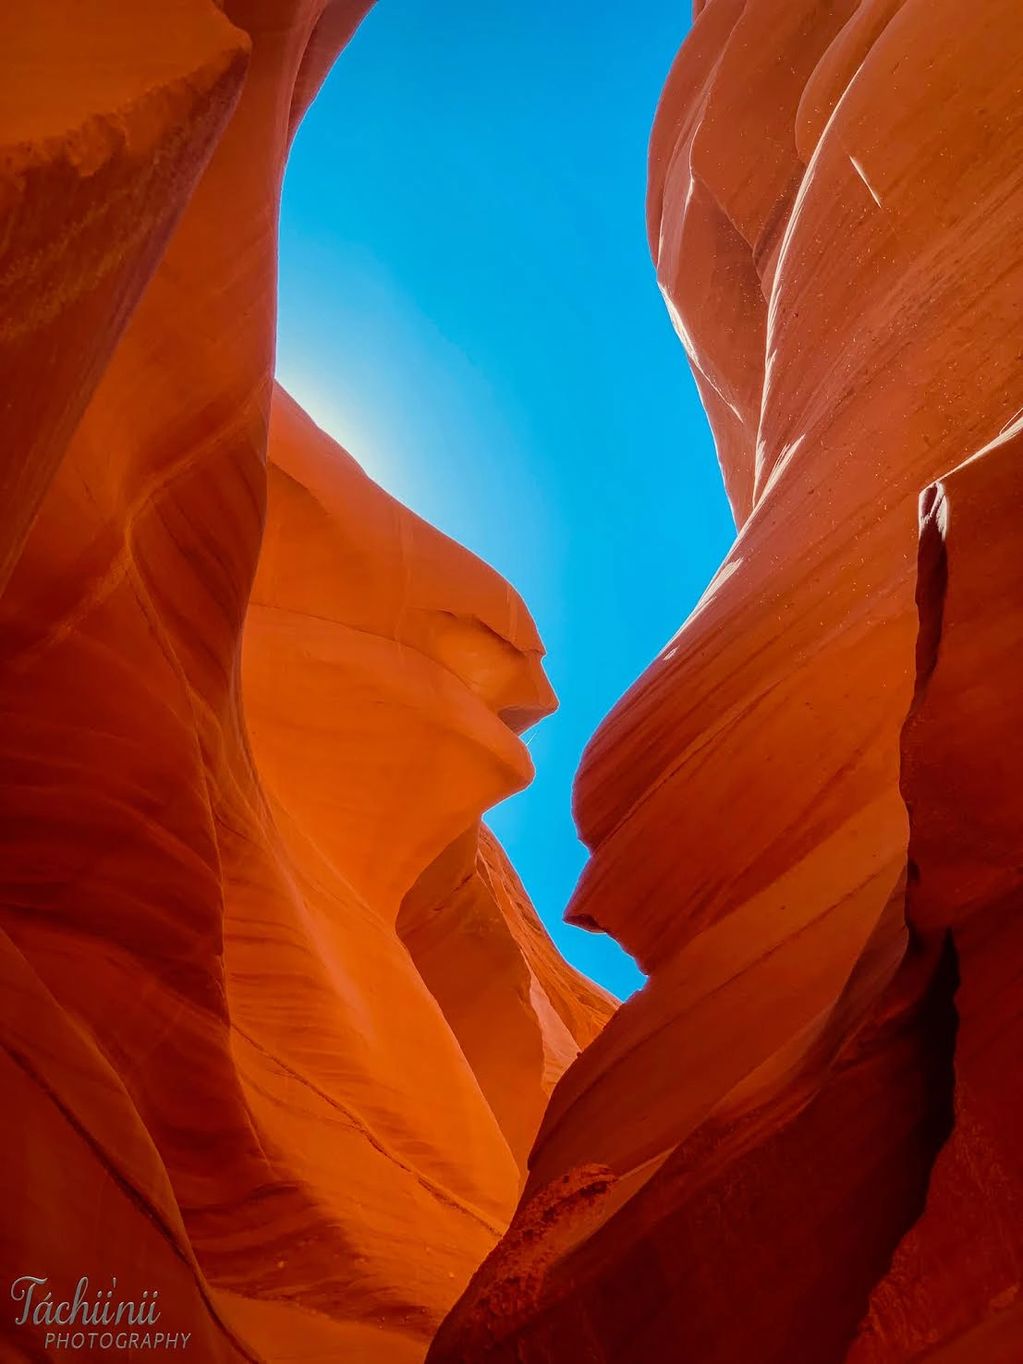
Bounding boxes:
[430,1,1023,1360]
[0,5,611,1361]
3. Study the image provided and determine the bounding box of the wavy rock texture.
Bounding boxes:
[431,2,1023,1360]
[0,1,248,593]
[6,0,1021,1360]
[0,5,610,1361]
[398,824,614,1168]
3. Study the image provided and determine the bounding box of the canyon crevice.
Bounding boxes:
[432,0,1023,1359]
[3,2,1022,1362]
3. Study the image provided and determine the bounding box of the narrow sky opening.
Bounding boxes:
[277,0,734,1000]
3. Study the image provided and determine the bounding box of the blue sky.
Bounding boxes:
[276,1,733,999]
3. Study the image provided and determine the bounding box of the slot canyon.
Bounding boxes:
[2,2,1021,1362]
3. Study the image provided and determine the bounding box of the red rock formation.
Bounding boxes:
[0,6,610,1361]
[430,2,1023,1360]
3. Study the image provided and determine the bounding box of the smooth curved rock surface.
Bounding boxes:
[399,823,615,1168]
[0,1,248,593]
[0,6,611,1360]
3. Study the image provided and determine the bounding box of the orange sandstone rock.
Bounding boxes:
[0,6,610,1361]
[399,824,615,1167]
[0,1,248,593]
[562,0,1023,1217]
[7,0,1020,1357]
[246,386,557,923]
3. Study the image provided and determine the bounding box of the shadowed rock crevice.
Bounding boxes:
[911,482,949,699]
